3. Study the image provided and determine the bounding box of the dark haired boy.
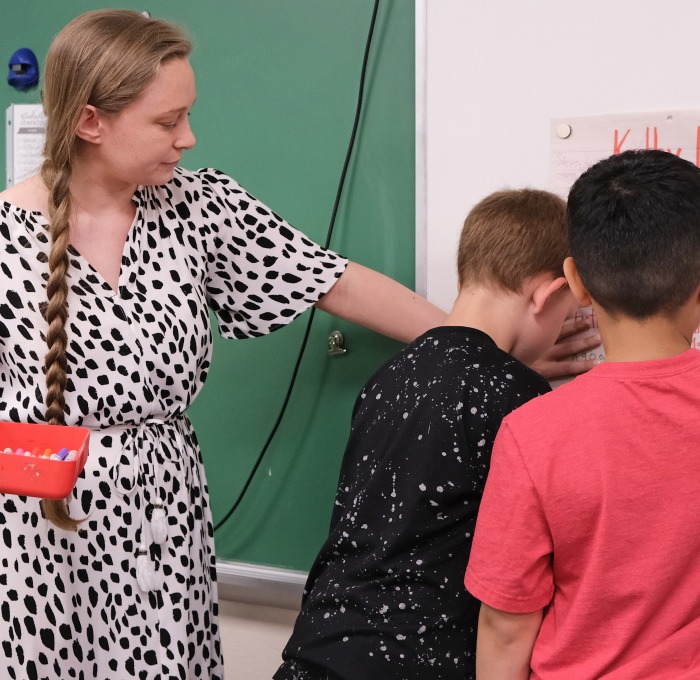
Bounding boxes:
[466,149,700,680]
[275,189,579,680]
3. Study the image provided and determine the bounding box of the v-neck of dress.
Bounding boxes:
[2,187,144,298]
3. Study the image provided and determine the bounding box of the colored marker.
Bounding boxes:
[1,445,77,460]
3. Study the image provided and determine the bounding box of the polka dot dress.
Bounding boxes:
[0,168,347,680]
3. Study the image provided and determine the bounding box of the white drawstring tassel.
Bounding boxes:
[150,504,168,544]
[136,544,163,592]
[149,458,168,545]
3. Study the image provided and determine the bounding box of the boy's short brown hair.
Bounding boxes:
[457,189,568,292]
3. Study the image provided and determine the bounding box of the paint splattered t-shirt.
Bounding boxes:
[276,326,551,680]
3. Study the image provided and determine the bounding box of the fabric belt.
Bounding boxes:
[106,416,189,592]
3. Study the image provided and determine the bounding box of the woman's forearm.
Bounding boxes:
[315,261,447,343]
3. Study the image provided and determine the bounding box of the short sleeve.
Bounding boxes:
[198,169,348,339]
[464,421,554,613]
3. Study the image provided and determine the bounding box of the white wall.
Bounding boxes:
[425,0,700,310]
[220,601,297,680]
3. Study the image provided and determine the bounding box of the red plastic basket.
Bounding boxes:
[0,422,90,499]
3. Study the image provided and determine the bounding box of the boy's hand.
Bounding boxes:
[530,317,601,380]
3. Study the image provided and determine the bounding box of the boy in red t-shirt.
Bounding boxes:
[466,148,700,680]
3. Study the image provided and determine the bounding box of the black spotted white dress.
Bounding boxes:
[0,168,347,680]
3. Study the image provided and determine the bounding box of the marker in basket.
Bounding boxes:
[1,446,77,460]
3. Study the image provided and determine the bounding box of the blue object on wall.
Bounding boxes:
[7,48,39,91]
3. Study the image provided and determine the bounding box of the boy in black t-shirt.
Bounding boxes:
[275,189,579,680]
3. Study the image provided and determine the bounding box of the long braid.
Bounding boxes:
[39,162,80,531]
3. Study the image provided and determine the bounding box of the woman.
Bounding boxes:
[0,10,593,679]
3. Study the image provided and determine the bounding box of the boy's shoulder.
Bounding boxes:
[504,372,582,424]
[379,325,550,397]
[402,326,544,374]
[507,348,700,429]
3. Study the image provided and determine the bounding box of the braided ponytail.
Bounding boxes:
[39,163,79,530]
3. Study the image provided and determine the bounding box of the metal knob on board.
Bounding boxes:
[327,330,347,357]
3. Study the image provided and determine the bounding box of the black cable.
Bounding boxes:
[214,0,381,533]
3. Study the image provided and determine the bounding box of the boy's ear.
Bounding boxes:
[563,257,592,306]
[531,275,568,315]
[690,280,700,318]
[75,105,104,144]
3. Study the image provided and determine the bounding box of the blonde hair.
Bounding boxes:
[457,189,568,292]
[39,10,191,530]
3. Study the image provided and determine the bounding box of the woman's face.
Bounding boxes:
[96,57,197,187]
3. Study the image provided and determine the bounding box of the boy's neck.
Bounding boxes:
[442,285,525,354]
[596,303,697,362]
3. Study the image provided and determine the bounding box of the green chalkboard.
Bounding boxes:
[1,1,415,572]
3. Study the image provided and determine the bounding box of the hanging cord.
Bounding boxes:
[214,0,381,533]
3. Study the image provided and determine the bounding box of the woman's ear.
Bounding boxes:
[563,257,592,306]
[75,105,104,144]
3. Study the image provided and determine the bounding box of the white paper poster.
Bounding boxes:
[550,109,700,199]
[6,103,46,187]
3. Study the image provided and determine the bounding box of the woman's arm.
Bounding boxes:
[317,262,601,380]
[476,604,543,680]
[315,261,447,343]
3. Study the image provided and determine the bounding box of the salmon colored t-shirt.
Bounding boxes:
[465,349,700,680]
